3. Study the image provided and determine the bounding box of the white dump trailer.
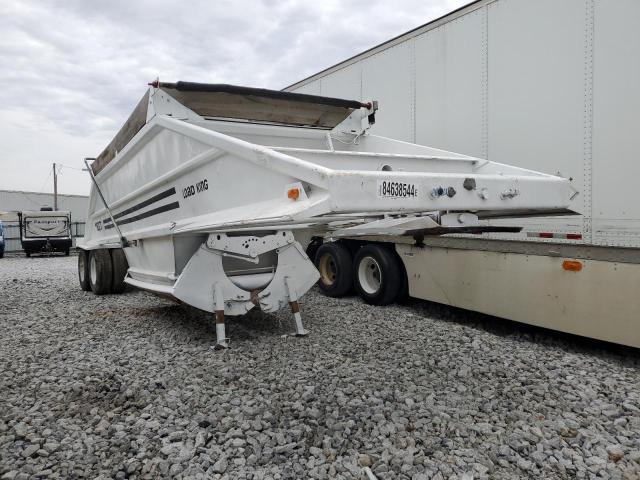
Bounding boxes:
[285,0,640,348]
[78,81,573,348]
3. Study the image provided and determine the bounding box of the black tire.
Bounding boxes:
[305,237,323,266]
[110,249,129,294]
[25,250,31,257]
[397,269,409,302]
[353,244,403,306]
[89,249,113,295]
[64,249,70,256]
[314,242,353,297]
[394,249,409,303]
[78,249,91,291]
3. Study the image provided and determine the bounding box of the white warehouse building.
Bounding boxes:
[0,190,88,222]
[285,0,640,347]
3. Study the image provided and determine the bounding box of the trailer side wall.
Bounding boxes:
[287,0,640,248]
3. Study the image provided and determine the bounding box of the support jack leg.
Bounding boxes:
[285,277,307,337]
[213,283,229,350]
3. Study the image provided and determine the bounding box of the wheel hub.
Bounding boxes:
[358,256,381,294]
[318,253,337,286]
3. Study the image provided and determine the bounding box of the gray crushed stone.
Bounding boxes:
[1,255,639,479]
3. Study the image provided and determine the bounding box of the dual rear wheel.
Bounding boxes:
[78,248,129,295]
[314,242,406,306]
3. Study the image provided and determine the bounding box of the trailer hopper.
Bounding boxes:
[78,81,575,348]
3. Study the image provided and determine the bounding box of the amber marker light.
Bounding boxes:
[287,187,300,200]
[562,260,583,272]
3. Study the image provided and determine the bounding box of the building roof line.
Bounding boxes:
[0,189,88,199]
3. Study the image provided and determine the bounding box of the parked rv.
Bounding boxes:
[19,209,72,256]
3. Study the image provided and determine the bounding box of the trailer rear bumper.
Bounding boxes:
[22,238,72,253]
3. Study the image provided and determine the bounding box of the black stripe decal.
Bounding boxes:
[103,187,176,224]
[104,202,180,229]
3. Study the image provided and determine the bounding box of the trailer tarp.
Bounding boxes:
[92,91,149,175]
[160,82,360,130]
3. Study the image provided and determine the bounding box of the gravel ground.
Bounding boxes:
[1,255,639,480]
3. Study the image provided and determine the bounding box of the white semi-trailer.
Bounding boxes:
[77,81,573,349]
[286,0,640,348]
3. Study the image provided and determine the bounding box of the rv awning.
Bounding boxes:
[92,81,365,175]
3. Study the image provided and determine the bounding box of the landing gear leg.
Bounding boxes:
[213,283,229,350]
[286,277,308,336]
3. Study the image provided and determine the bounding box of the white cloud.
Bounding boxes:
[0,0,468,195]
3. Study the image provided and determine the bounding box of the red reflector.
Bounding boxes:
[539,232,554,238]
[566,233,582,240]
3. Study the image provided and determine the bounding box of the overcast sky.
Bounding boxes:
[0,0,467,195]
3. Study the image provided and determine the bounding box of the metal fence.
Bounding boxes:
[2,222,85,253]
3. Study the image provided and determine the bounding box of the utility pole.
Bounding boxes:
[53,163,58,211]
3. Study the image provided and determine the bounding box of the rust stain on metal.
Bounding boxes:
[250,289,260,306]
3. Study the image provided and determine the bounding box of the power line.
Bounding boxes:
[38,169,53,193]
[57,163,84,172]
[20,191,49,208]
